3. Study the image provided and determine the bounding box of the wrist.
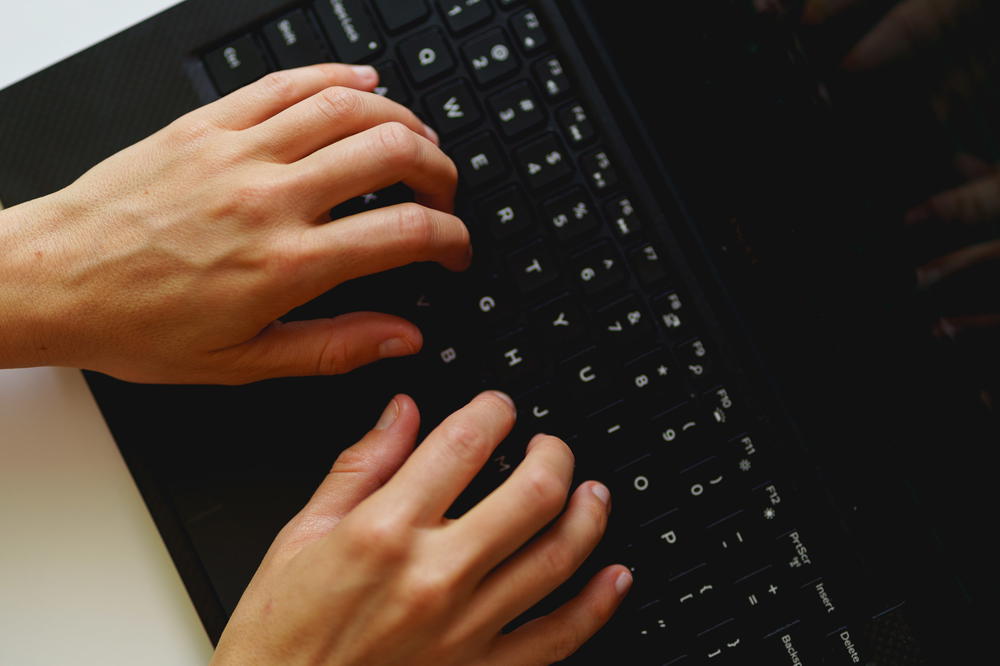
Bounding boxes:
[0,191,77,369]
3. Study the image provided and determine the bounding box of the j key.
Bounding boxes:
[313,0,383,62]
[425,79,482,136]
[542,187,598,243]
[477,185,534,240]
[452,132,508,189]
[437,0,493,34]
[461,29,519,87]
[610,454,674,526]
[606,195,643,243]
[399,27,456,84]
[510,9,548,53]
[507,241,560,295]
[205,35,269,95]
[514,133,573,191]
[582,148,619,192]
[533,56,571,99]
[624,348,687,406]
[559,347,617,412]
[330,183,412,219]
[515,383,567,440]
[557,102,596,147]
[679,337,714,385]
[654,290,697,341]
[373,0,429,33]
[630,243,669,286]
[597,294,656,350]
[528,294,590,348]
[571,242,627,298]
[263,11,328,69]
[373,61,411,105]
[492,331,545,389]
[487,82,545,138]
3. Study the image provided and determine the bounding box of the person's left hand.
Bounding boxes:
[0,63,470,384]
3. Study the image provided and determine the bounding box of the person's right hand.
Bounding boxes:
[211,391,631,666]
[0,63,469,384]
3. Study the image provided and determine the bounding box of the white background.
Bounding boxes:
[0,1,214,664]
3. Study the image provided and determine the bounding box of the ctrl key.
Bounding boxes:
[204,35,270,95]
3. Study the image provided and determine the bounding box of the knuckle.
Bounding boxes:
[393,203,436,253]
[400,570,453,615]
[315,327,350,375]
[316,86,362,121]
[540,542,575,579]
[375,121,420,168]
[259,70,295,101]
[346,515,410,561]
[548,628,586,663]
[523,465,568,516]
[165,114,215,146]
[440,421,487,466]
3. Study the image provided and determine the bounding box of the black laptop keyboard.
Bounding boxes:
[200,1,878,663]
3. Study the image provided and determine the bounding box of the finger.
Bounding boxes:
[801,0,867,25]
[462,481,610,633]
[290,203,471,299]
[213,311,423,383]
[290,121,458,215]
[905,170,1000,228]
[917,238,1000,289]
[248,86,438,162]
[451,435,576,577]
[279,395,420,547]
[374,391,517,523]
[199,63,379,130]
[486,565,632,666]
[841,0,956,71]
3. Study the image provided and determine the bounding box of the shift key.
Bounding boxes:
[313,0,384,62]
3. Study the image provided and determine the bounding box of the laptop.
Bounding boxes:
[1,0,995,662]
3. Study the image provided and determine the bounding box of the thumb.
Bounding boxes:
[276,394,421,553]
[223,311,423,383]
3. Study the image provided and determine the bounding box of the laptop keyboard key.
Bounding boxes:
[630,243,669,287]
[373,61,412,105]
[559,347,617,413]
[597,294,656,350]
[510,9,547,53]
[515,134,573,191]
[437,0,493,34]
[313,0,384,63]
[425,79,482,136]
[571,241,627,298]
[262,11,328,69]
[488,82,546,138]
[493,331,545,389]
[533,55,571,99]
[462,28,520,87]
[452,132,508,189]
[205,35,269,96]
[557,102,597,147]
[529,294,590,348]
[373,0,429,33]
[654,290,698,342]
[542,187,599,244]
[582,148,619,193]
[478,185,535,241]
[399,27,456,84]
[606,195,643,243]
[507,241,560,295]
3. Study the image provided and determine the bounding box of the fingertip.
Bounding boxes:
[612,565,633,597]
[348,64,379,89]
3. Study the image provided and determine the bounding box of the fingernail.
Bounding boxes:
[422,123,440,145]
[486,390,515,408]
[375,397,399,430]
[614,570,633,596]
[591,483,611,506]
[351,65,378,85]
[379,337,413,358]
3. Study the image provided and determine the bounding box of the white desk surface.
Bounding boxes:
[1,2,214,664]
